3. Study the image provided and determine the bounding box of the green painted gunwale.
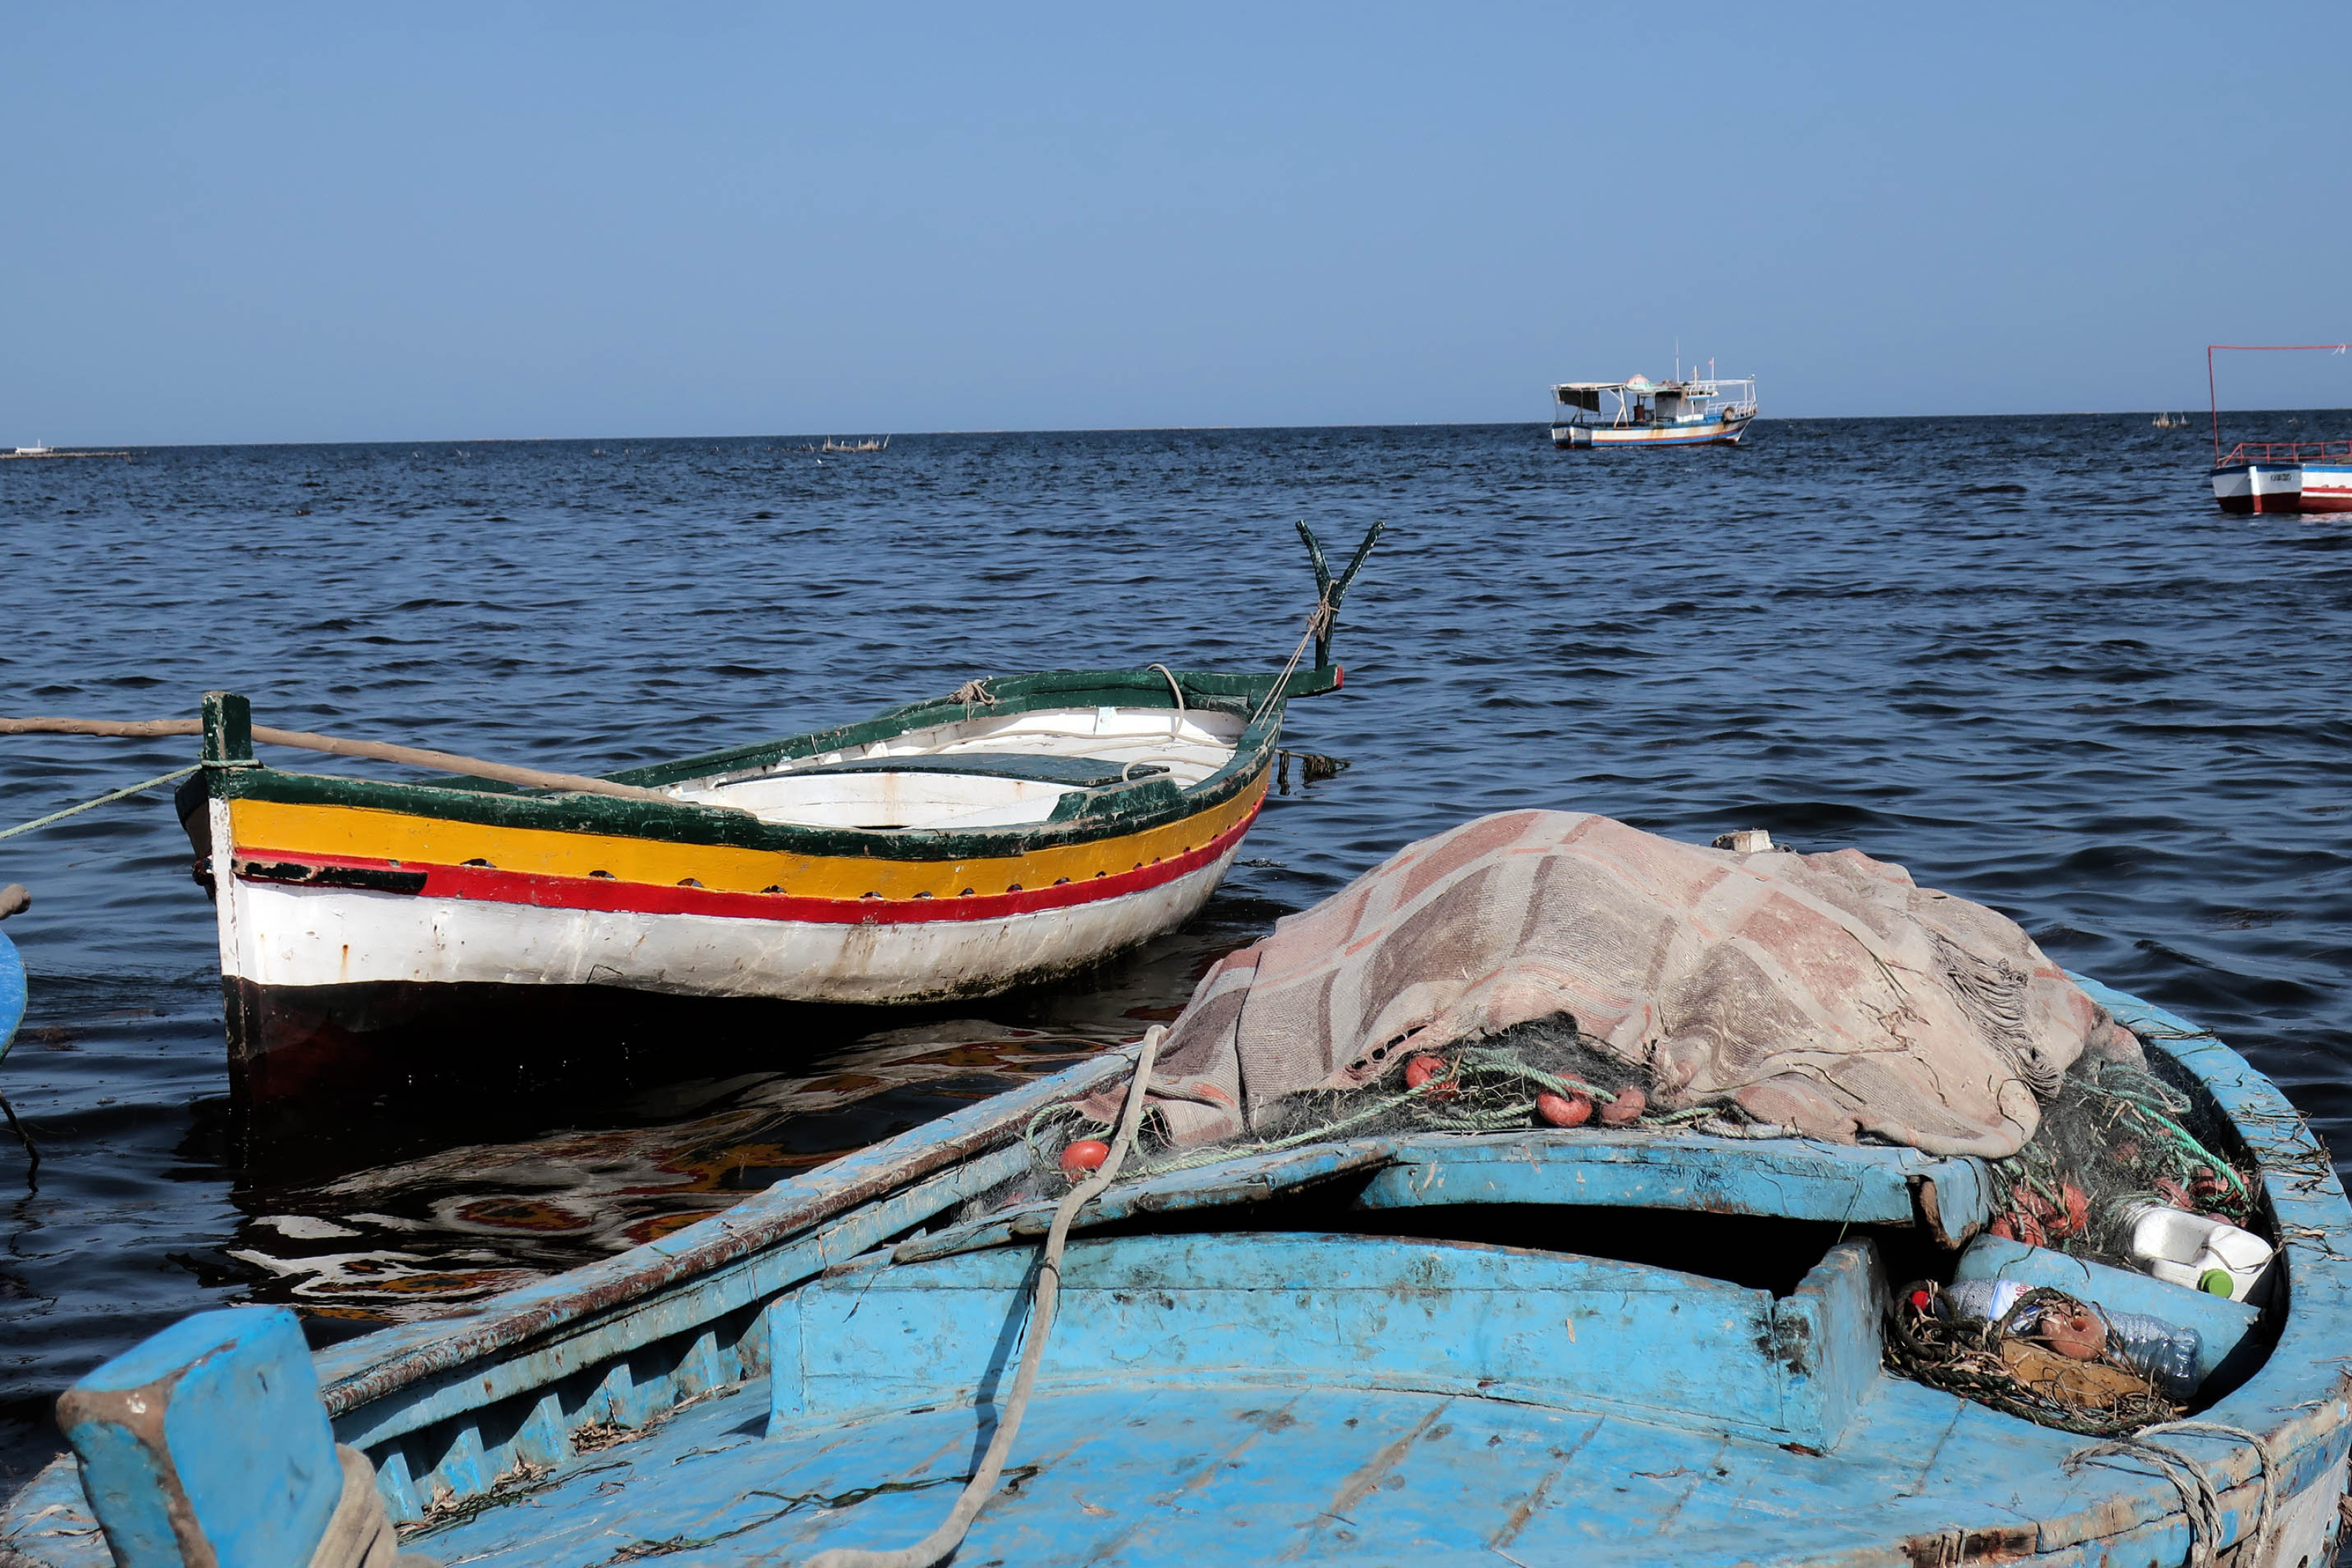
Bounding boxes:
[181,665,1340,864]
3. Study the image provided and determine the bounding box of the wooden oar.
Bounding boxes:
[0,716,707,809]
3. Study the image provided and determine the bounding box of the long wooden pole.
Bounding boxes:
[0,716,698,808]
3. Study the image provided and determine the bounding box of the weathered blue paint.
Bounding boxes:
[775,1230,1885,1448]
[1953,1233,2264,1386]
[902,1128,1994,1272]
[310,1047,1135,1415]
[55,1307,341,1568]
[0,927,24,1062]
[892,1137,1398,1265]
[7,980,2349,1567]
[1359,1128,1993,1246]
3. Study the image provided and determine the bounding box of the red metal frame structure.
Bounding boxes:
[2215,439,2352,466]
[2207,342,2351,465]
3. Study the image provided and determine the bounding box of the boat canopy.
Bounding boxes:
[1552,377,1706,409]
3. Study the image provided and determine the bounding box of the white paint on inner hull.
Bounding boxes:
[664,706,1248,828]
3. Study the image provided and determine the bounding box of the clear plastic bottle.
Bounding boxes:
[2101,1310,2202,1401]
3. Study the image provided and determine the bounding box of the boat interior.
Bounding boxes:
[275,1055,2298,1567]
[660,704,1247,830]
[13,987,2331,1568]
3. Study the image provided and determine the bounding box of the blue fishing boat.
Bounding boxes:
[0,892,21,1055]
[2,965,2345,1567]
[0,882,33,1173]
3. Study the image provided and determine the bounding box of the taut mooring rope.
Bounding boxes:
[0,765,202,844]
[0,715,726,811]
[803,1027,1165,1568]
[1247,600,1330,729]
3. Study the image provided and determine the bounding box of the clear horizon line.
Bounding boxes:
[19,406,2352,452]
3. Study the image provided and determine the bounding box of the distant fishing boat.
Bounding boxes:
[1549,368,1758,448]
[170,524,1379,1106]
[2206,342,2352,513]
[10,442,52,456]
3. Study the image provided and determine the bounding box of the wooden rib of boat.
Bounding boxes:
[9,975,2346,1567]
[175,523,1381,1106]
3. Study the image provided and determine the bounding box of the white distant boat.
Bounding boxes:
[1548,371,1758,448]
[11,442,52,456]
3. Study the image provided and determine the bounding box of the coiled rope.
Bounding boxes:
[804,1026,1165,1568]
[2064,1420,2280,1568]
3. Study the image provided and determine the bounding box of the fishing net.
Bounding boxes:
[993,1012,1697,1202]
[1980,1047,2264,1266]
[1062,810,2126,1160]
[948,811,2276,1446]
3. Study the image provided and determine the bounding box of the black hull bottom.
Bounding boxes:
[223,977,974,1120]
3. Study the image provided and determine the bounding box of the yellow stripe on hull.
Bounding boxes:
[226,779,1267,903]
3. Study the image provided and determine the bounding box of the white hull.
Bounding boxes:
[2211,462,2303,514]
[1551,416,1754,448]
[216,841,1243,1005]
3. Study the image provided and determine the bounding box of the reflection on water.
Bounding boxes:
[235,1024,1111,1321]
[199,892,1262,1328]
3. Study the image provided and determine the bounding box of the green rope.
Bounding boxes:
[1455,1047,1619,1103]
[0,765,202,844]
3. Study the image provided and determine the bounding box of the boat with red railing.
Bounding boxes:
[2205,343,2352,514]
[2210,440,2352,515]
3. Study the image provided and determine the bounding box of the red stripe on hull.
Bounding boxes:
[2214,493,2306,514]
[235,803,1263,926]
[2295,490,2352,512]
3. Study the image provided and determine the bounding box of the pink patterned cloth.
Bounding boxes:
[1128,811,2126,1158]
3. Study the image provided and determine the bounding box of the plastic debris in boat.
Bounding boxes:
[1887,1281,2185,1435]
[1938,1277,2202,1401]
[1981,1050,2275,1301]
[2119,1201,2275,1302]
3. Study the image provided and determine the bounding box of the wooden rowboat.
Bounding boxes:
[171,523,1380,1107]
[5,974,2346,1567]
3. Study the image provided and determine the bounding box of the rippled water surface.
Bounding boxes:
[0,416,2346,1480]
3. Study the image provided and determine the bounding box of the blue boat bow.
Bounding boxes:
[4,978,2347,1568]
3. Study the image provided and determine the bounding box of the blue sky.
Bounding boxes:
[4,4,2346,444]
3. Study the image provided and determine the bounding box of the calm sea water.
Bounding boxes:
[0,415,2345,1480]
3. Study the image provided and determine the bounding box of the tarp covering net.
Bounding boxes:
[1052,810,2137,1168]
[982,809,2276,1435]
